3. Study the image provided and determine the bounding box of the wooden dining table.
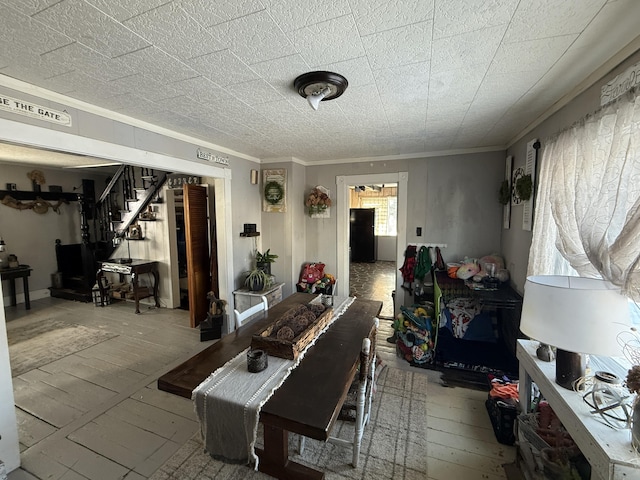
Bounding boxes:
[157,293,382,480]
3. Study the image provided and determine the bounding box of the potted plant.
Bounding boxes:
[256,249,278,275]
[244,268,272,292]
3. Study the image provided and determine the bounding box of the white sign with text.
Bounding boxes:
[0,94,72,126]
[601,61,640,105]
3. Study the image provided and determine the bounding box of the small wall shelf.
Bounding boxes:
[0,189,79,202]
[240,232,260,237]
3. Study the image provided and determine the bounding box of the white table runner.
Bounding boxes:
[192,296,354,468]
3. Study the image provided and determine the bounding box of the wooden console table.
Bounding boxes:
[96,259,160,314]
[517,339,639,479]
[1,265,32,309]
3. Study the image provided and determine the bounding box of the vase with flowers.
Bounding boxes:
[305,186,332,217]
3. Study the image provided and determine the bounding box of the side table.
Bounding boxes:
[233,282,284,314]
[517,339,638,479]
[1,265,32,309]
[96,259,160,314]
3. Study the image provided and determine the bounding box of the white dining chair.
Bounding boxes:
[299,318,378,467]
[233,296,268,329]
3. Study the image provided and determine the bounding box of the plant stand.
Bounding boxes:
[200,314,224,341]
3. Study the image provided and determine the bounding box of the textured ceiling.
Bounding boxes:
[1,0,639,165]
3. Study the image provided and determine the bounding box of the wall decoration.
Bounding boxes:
[196,148,229,165]
[511,166,525,206]
[27,169,46,192]
[1,195,68,214]
[600,60,640,105]
[0,93,72,126]
[522,139,539,231]
[306,186,332,218]
[503,155,512,229]
[167,174,201,188]
[127,223,143,239]
[263,169,287,212]
[250,170,258,185]
[516,174,533,201]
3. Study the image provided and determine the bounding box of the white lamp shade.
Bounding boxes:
[521,275,631,357]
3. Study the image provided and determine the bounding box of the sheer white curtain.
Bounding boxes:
[528,90,640,301]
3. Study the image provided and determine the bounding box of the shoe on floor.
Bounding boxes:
[386,334,397,343]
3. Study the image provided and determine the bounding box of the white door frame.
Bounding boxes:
[0,117,235,322]
[336,172,407,316]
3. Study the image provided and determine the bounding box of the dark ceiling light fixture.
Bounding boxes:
[294,71,348,111]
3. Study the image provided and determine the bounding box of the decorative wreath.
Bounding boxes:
[264,181,284,205]
[515,174,533,201]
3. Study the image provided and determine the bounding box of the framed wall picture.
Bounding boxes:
[262,169,287,212]
[128,223,143,239]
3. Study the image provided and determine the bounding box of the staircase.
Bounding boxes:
[96,166,169,246]
[49,166,169,302]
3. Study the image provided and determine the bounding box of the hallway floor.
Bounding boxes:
[5,296,513,480]
[349,260,396,318]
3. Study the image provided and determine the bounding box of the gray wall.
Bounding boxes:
[259,160,307,297]
[503,48,640,294]
[304,150,505,276]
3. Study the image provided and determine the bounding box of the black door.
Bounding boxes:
[350,208,376,262]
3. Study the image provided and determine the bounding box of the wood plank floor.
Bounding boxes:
[5,297,515,480]
[376,318,516,480]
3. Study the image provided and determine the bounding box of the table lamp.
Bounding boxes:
[520,275,631,390]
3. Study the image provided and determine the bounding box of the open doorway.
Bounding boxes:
[336,173,408,319]
[348,184,398,318]
[0,117,235,332]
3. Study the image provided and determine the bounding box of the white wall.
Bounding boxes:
[376,236,396,261]
[0,164,110,302]
[108,189,175,308]
[260,160,307,297]
[0,283,19,472]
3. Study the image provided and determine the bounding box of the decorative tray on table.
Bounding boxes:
[251,303,333,360]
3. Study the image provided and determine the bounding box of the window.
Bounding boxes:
[527,88,640,323]
[360,197,397,236]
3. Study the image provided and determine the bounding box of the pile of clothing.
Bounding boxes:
[393,304,435,364]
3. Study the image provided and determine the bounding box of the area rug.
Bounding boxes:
[150,366,428,480]
[8,320,118,377]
